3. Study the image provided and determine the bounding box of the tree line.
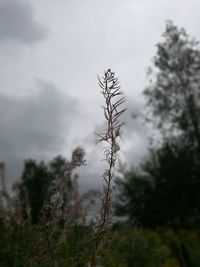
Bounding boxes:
[10,21,200,229]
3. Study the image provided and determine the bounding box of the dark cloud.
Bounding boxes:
[0,79,77,185]
[0,0,47,44]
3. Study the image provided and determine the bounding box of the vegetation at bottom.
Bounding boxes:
[1,223,200,267]
[1,21,200,266]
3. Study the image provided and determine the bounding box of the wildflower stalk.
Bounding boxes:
[40,147,86,267]
[91,69,125,266]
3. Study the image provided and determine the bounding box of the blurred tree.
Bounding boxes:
[115,142,200,227]
[115,21,200,228]
[145,21,200,155]
[19,156,65,224]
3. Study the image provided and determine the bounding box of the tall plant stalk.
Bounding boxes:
[91,69,125,266]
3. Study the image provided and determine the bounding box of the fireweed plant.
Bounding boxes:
[0,69,124,267]
[91,69,125,266]
[34,148,99,267]
[39,147,87,266]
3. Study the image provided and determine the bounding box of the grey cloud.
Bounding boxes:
[120,96,157,167]
[117,96,150,166]
[0,79,77,184]
[0,0,47,44]
[123,97,145,132]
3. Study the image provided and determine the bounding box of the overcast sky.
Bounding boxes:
[1,0,200,191]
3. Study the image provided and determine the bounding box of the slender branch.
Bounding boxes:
[91,69,125,267]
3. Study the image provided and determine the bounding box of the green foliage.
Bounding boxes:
[0,222,41,267]
[2,220,200,267]
[115,142,200,227]
[115,167,154,226]
[145,21,200,152]
[0,223,91,267]
[115,21,200,228]
[101,229,171,267]
[98,228,200,267]
[19,156,65,223]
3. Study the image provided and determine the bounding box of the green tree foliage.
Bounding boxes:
[145,21,200,153]
[115,21,200,228]
[19,156,65,223]
[115,143,200,227]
